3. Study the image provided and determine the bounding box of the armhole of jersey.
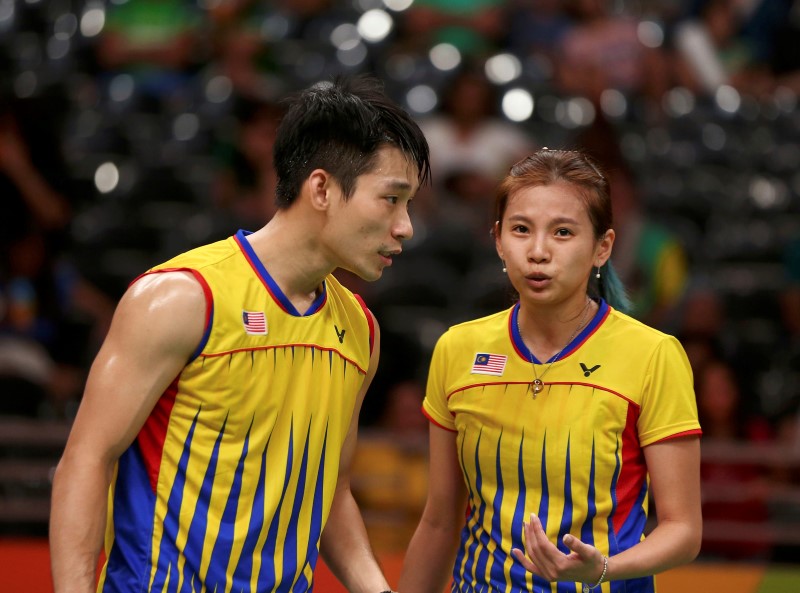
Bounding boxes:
[134,267,214,362]
[353,293,375,356]
[651,428,703,444]
[422,405,457,433]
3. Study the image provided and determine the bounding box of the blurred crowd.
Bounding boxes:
[0,0,799,562]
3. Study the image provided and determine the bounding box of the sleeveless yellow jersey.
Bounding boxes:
[98,230,374,593]
[423,300,701,593]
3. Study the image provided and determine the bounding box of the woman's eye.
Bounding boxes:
[555,228,572,237]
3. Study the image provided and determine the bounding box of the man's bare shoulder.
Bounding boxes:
[112,270,208,353]
[127,270,207,305]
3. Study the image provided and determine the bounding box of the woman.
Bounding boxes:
[399,149,702,593]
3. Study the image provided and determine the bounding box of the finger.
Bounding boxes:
[527,513,548,544]
[527,513,561,553]
[562,534,593,559]
[519,520,538,567]
[511,547,539,573]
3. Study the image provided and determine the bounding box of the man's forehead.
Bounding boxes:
[365,148,420,187]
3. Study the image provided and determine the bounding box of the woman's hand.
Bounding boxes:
[511,513,606,584]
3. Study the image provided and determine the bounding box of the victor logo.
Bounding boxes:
[580,363,600,377]
[334,325,346,344]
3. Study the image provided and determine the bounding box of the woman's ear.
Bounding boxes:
[595,229,615,267]
[494,220,503,260]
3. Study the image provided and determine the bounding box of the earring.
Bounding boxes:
[595,266,601,279]
[502,260,507,273]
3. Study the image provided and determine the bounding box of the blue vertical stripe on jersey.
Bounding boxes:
[607,436,621,557]
[206,421,252,592]
[233,433,270,592]
[611,480,653,593]
[257,420,295,591]
[489,432,507,589]
[509,432,527,590]
[580,439,597,548]
[277,419,313,593]
[292,422,328,593]
[181,415,228,591]
[556,437,576,593]
[462,430,485,588]
[103,444,158,593]
[618,480,649,549]
[150,409,200,593]
[454,434,474,583]
[532,435,550,592]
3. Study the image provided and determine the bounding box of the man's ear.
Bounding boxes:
[307,169,331,212]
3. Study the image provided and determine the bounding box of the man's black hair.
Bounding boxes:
[272,75,430,208]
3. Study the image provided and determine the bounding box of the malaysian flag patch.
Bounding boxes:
[242,310,267,335]
[471,353,507,376]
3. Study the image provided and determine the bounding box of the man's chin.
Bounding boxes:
[341,266,383,283]
[361,269,384,282]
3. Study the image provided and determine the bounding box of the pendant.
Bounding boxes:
[532,378,544,396]
[582,586,590,593]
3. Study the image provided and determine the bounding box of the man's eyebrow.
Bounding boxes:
[382,179,414,191]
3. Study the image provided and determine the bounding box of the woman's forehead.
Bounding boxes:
[506,182,586,210]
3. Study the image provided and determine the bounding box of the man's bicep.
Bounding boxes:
[67,272,207,461]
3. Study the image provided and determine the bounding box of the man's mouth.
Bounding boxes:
[379,249,400,265]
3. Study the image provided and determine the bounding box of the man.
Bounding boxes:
[50,75,430,593]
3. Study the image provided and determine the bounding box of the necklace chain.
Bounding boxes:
[516,298,593,398]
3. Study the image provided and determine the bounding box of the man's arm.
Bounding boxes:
[398,424,466,593]
[49,272,207,593]
[320,312,393,593]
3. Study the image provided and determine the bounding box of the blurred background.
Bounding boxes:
[0,0,799,589]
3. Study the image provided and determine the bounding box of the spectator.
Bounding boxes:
[503,0,575,81]
[211,97,286,231]
[208,0,367,100]
[416,64,537,244]
[95,0,204,111]
[573,114,689,330]
[0,229,114,418]
[0,95,71,242]
[696,358,775,561]
[401,0,506,57]
[554,0,671,109]
[670,0,794,99]
[0,92,112,418]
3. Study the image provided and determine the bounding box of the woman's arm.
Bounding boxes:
[398,424,467,593]
[604,435,703,577]
[512,435,702,584]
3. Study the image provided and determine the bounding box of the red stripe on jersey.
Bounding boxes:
[422,406,458,432]
[137,376,179,492]
[613,403,647,534]
[655,428,703,442]
[354,294,375,356]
